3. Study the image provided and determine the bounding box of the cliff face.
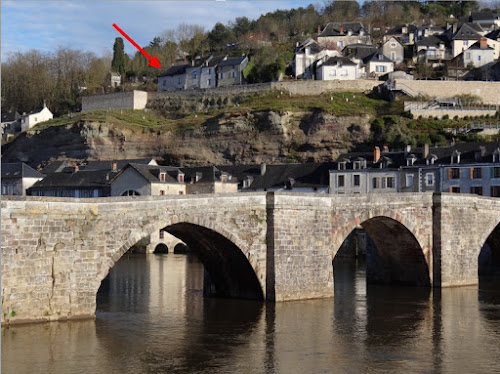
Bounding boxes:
[2,110,371,167]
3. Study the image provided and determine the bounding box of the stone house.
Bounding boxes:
[110,163,186,196]
[19,102,53,132]
[158,64,187,91]
[384,24,417,45]
[184,56,213,90]
[1,162,44,196]
[200,55,226,89]
[1,111,21,139]
[485,29,500,60]
[317,22,371,49]
[414,35,451,65]
[109,72,121,88]
[316,56,361,80]
[381,37,405,64]
[182,166,238,194]
[451,23,485,58]
[217,56,248,87]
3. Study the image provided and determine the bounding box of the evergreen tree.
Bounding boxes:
[111,37,126,80]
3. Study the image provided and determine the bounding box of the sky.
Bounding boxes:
[1,0,318,60]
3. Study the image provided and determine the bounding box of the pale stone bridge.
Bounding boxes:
[2,192,500,324]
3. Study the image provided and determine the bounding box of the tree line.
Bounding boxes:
[2,0,495,116]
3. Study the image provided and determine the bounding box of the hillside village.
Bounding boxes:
[3,1,500,206]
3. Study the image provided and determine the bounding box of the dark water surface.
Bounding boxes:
[3,254,500,373]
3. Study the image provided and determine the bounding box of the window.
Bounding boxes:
[177,77,181,84]
[478,55,481,61]
[178,174,184,183]
[466,52,471,59]
[491,186,500,197]
[372,177,379,189]
[353,175,360,187]
[391,52,396,61]
[387,177,394,188]
[450,186,461,193]
[406,174,414,188]
[493,167,500,178]
[470,167,482,179]
[338,162,346,170]
[337,41,344,48]
[341,69,348,76]
[192,71,197,79]
[470,186,483,195]
[463,41,468,46]
[159,230,164,239]
[353,161,362,169]
[390,42,397,48]
[208,78,211,86]
[376,65,386,72]
[160,190,165,195]
[160,172,166,182]
[330,70,337,77]
[231,71,236,78]
[448,168,460,179]
[426,173,434,186]
[338,175,345,187]
[208,68,211,74]
[381,178,386,189]
[219,72,223,79]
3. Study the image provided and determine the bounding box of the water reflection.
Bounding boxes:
[4,253,500,374]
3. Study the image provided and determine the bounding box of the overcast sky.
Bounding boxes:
[1,0,319,60]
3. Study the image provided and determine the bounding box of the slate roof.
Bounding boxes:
[1,111,20,123]
[415,34,449,48]
[363,52,392,64]
[467,40,494,50]
[245,163,334,190]
[343,44,378,60]
[485,29,500,40]
[158,64,187,77]
[181,166,237,184]
[322,56,357,66]
[218,56,247,67]
[29,170,111,189]
[1,163,44,179]
[114,163,181,184]
[206,55,227,67]
[453,23,483,40]
[295,38,323,54]
[318,22,367,37]
[386,24,418,35]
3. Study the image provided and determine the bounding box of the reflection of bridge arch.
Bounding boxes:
[334,217,430,286]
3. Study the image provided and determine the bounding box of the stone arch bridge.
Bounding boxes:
[2,192,500,324]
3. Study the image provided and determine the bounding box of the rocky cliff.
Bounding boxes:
[2,110,372,167]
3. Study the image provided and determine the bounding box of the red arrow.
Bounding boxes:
[112,23,161,68]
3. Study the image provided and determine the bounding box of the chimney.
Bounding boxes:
[373,146,381,163]
[383,145,389,152]
[480,37,487,49]
[424,143,429,158]
[340,24,344,34]
[404,144,411,157]
[74,165,79,172]
[261,163,267,176]
[112,161,117,171]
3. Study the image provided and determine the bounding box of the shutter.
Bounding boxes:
[470,168,474,179]
[449,186,453,193]
[448,168,452,179]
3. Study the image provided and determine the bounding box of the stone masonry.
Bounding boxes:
[2,192,499,325]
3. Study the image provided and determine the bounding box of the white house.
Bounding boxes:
[20,102,53,132]
[463,38,496,68]
[316,56,360,80]
[363,52,394,77]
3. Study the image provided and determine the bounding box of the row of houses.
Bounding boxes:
[294,12,500,81]
[157,55,248,92]
[3,142,500,198]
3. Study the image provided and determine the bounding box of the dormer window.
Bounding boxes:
[159,172,166,182]
[493,148,500,162]
[406,155,416,166]
[451,150,461,164]
[195,172,202,182]
[426,154,438,165]
[338,162,347,170]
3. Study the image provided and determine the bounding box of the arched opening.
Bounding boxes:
[174,243,189,254]
[478,222,500,290]
[333,216,430,288]
[154,243,168,254]
[165,222,264,300]
[121,190,140,196]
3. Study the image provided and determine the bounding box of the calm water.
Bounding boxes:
[3,253,500,374]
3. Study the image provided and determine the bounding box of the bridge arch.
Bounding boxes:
[153,243,169,254]
[333,216,431,286]
[478,219,500,279]
[97,216,264,302]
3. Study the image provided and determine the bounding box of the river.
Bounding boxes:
[3,253,500,373]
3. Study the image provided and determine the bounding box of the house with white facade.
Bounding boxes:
[363,52,394,77]
[293,38,340,79]
[217,56,248,87]
[381,37,405,63]
[316,56,360,80]
[20,102,53,131]
[463,38,495,68]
